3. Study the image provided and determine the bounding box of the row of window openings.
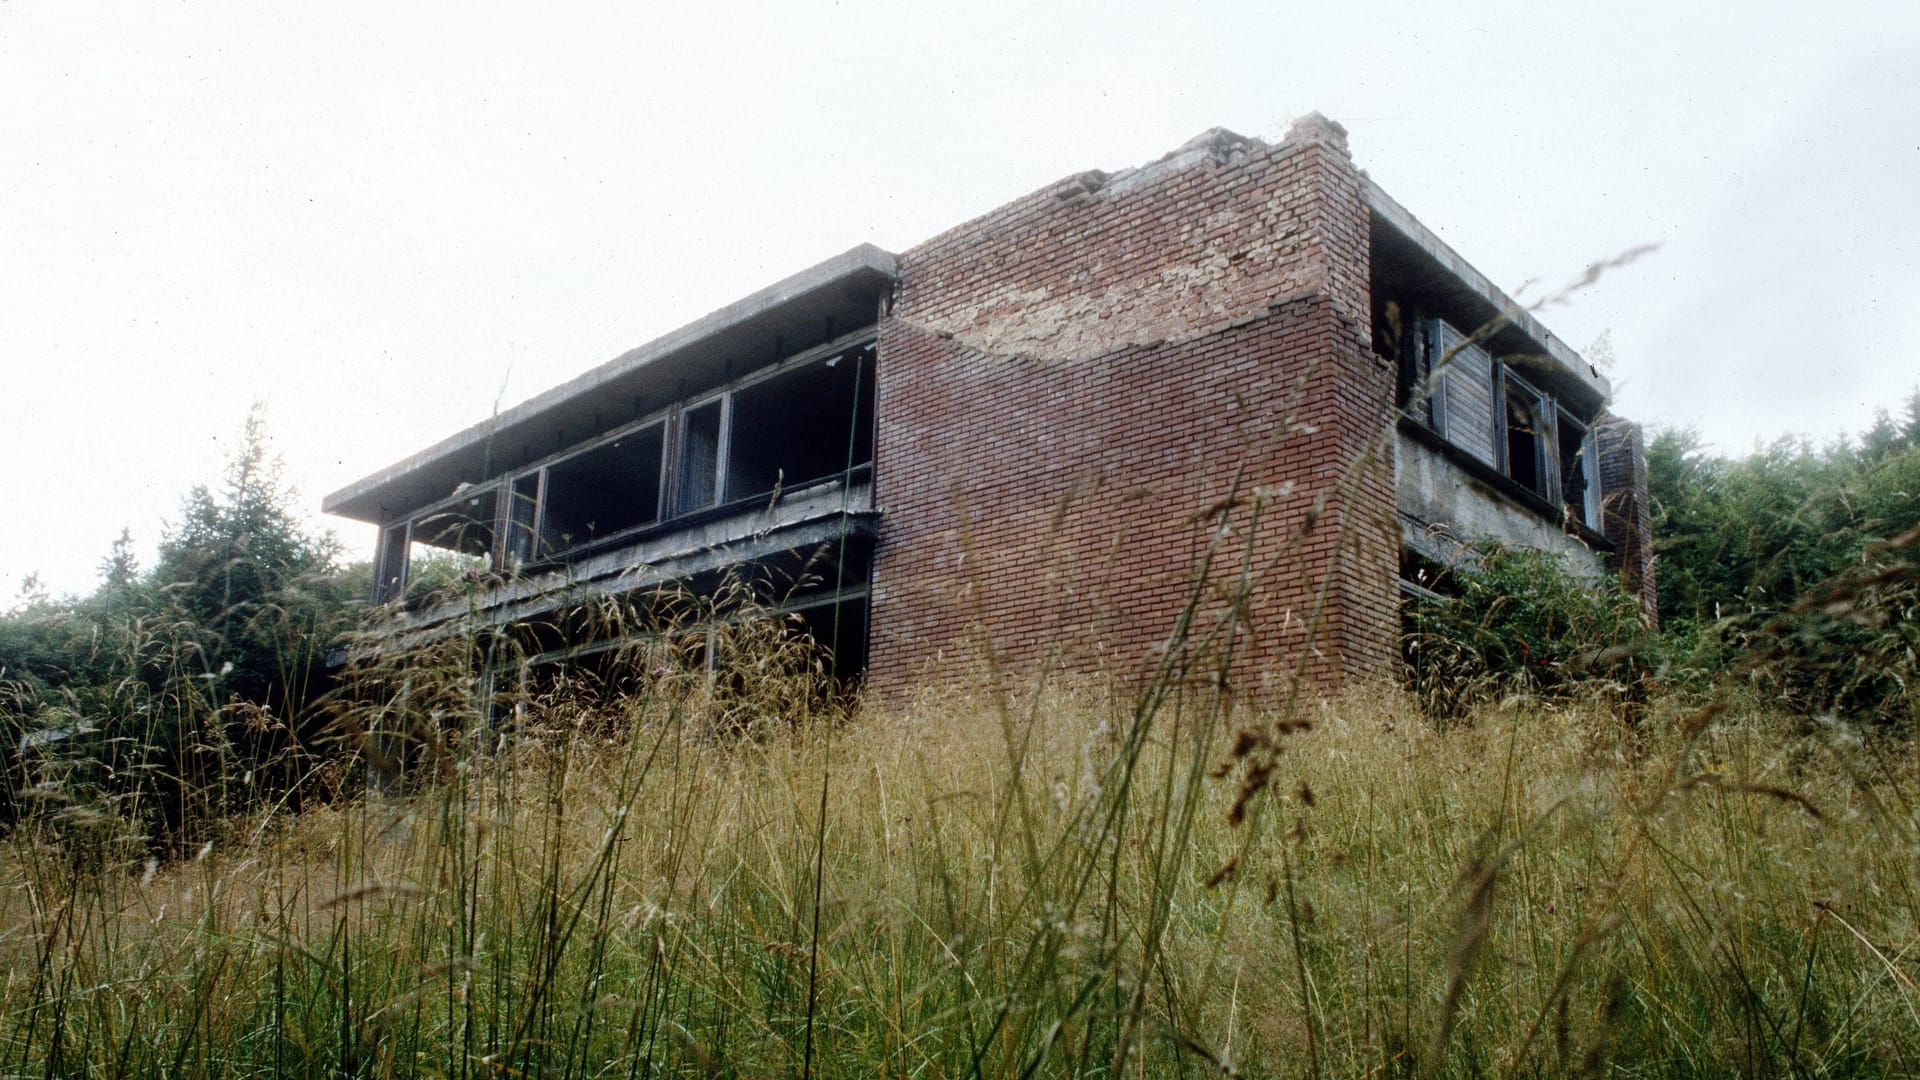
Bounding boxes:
[1402,318,1602,531]
[374,346,873,602]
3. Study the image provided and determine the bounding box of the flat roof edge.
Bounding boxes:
[1362,179,1610,400]
[322,243,899,517]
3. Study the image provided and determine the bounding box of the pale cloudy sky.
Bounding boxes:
[3,1,1917,599]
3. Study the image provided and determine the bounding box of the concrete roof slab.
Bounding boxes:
[324,244,897,523]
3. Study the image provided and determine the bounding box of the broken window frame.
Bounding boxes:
[1497,366,1553,504]
[498,412,674,566]
[504,470,544,569]
[374,520,411,603]
[1493,365,1604,535]
[373,330,879,593]
[1555,406,1601,532]
[723,342,875,505]
[410,485,502,559]
[666,335,875,516]
[372,483,503,604]
[538,418,670,554]
[1402,317,1450,434]
[673,394,729,516]
[1383,300,1609,537]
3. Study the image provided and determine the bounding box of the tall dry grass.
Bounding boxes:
[4,621,1918,1078]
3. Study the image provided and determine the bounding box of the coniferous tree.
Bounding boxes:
[98,528,139,591]
[150,405,346,709]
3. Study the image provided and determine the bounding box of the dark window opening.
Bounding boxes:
[1557,409,1594,529]
[676,400,724,514]
[1398,314,1438,428]
[369,337,881,604]
[1398,546,1451,598]
[726,346,874,503]
[375,522,410,603]
[400,488,499,601]
[542,423,665,554]
[788,595,870,681]
[412,488,499,561]
[505,472,541,568]
[1390,307,1443,428]
[1502,375,1548,500]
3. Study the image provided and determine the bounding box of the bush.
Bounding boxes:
[0,408,357,846]
[1404,541,1655,717]
[1650,415,1920,729]
[1704,528,1920,731]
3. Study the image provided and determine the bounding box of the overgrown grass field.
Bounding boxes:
[9,337,1919,1079]
[4,640,1916,1077]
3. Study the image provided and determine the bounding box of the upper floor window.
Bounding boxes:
[1498,365,1600,531]
[371,340,875,603]
[1398,315,1601,533]
[373,485,499,603]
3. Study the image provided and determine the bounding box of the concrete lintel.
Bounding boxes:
[1363,179,1610,402]
[323,244,898,523]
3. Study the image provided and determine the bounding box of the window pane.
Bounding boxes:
[413,488,499,561]
[506,472,541,566]
[1557,411,1594,529]
[726,345,873,502]
[542,424,666,552]
[375,523,409,602]
[1503,380,1546,498]
[676,400,723,514]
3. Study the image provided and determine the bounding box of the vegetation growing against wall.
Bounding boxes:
[1403,542,1653,718]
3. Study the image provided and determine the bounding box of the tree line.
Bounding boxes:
[1648,392,1920,723]
[1389,392,1920,727]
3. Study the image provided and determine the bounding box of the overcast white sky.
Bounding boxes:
[4,1,1917,600]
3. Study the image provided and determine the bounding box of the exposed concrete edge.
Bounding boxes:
[357,488,879,653]
[322,243,899,517]
[1362,179,1610,400]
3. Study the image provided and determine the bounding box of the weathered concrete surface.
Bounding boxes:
[324,245,895,524]
[1365,182,1610,404]
[362,476,875,653]
[1395,428,1605,579]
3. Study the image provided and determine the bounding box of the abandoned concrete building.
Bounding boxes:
[321,114,1654,694]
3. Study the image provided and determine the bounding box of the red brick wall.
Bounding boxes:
[865,118,1400,697]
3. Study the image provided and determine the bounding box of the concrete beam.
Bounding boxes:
[1364,180,1609,403]
[357,478,879,653]
[324,244,898,524]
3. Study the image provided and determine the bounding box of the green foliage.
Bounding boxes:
[401,547,489,604]
[149,406,348,709]
[0,407,359,845]
[5,671,1919,1076]
[1404,542,1653,717]
[1648,400,1920,727]
[4,391,1920,1076]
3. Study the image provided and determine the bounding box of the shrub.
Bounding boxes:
[1403,541,1655,717]
[1650,420,1920,730]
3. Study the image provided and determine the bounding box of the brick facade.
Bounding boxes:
[867,117,1400,696]
[329,114,1654,698]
